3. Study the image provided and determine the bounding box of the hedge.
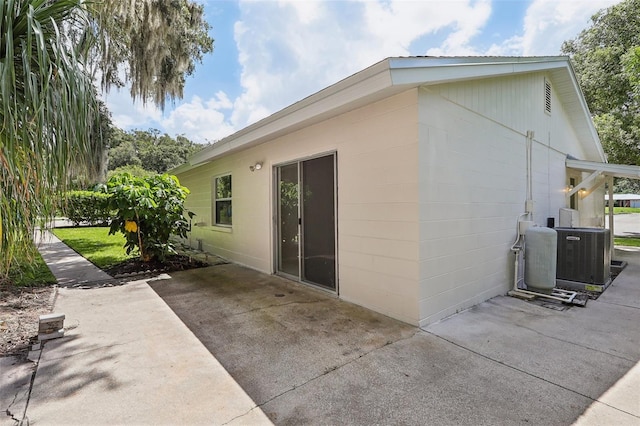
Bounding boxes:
[64,191,112,226]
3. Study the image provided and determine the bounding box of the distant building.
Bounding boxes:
[605,194,640,208]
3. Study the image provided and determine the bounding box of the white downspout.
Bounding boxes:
[525,130,534,216]
[511,130,536,291]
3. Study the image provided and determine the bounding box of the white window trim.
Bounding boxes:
[213,173,232,227]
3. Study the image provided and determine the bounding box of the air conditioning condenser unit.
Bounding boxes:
[555,227,611,292]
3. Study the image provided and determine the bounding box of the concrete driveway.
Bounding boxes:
[606,213,640,236]
[149,250,640,425]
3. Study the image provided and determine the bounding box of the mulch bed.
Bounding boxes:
[0,286,55,357]
[104,254,209,277]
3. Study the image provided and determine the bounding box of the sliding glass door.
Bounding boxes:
[276,154,336,290]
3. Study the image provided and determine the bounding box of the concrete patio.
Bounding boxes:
[147,248,640,425]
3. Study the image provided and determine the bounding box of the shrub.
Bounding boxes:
[64,191,112,226]
[107,164,155,179]
[105,173,194,261]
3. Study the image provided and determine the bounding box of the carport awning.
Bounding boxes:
[564,158,640,200]
[566,158,640,254]
[566,158,640,180]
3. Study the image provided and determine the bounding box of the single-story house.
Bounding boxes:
[605,193,640,208]
[173,56,633,326]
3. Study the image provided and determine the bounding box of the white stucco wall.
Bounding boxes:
[417,72,605,326]
[177,90,422,324]
[177,70,604,328]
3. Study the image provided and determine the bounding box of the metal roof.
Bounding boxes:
[174,56,605,173]
[605,194,640,201]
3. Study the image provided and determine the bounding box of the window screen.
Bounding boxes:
[214,174,232,225]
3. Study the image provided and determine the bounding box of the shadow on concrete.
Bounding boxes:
[149,256,640,425]
[32,335,125,400]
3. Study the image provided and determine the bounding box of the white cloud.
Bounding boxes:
[105,0,627,145]
[162,93,237,143]
[278,0,323,24]
[104,88,237,143]
[229,0,495,129]
[496,0,623,56]
[102,88,162,130]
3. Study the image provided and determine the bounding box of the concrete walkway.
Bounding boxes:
[5,230,271,425]
[36,230,114,285]
[606,212,640,236]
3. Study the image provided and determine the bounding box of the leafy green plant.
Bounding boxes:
[103,173,194,261]
[6,250,56,287]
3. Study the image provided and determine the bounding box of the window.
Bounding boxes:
[213,174,232,226]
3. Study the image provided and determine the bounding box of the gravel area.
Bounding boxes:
[0,286,56,357]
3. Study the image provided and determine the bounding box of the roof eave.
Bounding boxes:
[567,158,640,179]
[187,58,396,167]
[176,56,605,171]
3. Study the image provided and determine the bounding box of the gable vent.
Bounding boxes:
[544,79,552,114]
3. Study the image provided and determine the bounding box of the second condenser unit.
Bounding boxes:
[555,227,611,287]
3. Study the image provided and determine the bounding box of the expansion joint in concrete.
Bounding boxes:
[257,331,421,407]
[425,331,640,420]
[598,300,640,310]
[513,323,635,363]
[16,343,45,426]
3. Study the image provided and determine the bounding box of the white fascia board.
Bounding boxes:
[174,56,604,172]
[389,58,566,86]
[388,56,566,68]
[188,60,395,166]
[567,158,640,179]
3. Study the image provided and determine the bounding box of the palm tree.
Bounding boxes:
[0,0,99,281]
[0,0,213,283]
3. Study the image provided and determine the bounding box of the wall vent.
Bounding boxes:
[544,79,552,114]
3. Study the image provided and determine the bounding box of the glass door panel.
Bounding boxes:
[277,163,299,277]
[275,154,336,291]
[301,155,336,289]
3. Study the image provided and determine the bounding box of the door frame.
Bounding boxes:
[272,151,338,293]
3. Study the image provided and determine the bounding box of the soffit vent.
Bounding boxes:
[545,79,552,114]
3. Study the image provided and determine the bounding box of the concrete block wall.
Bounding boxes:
[416,72,602,325]
[178,90,422,325]
[177,71,604,328]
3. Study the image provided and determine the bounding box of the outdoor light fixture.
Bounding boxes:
[249,162,263,172]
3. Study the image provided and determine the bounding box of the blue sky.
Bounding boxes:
[102,0,623,144]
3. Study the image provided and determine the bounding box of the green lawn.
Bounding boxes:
[606,207,640,214]
[614,236,640,247]
[52,227,135,269]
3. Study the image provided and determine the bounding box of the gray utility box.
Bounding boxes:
[555,227,611,289]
